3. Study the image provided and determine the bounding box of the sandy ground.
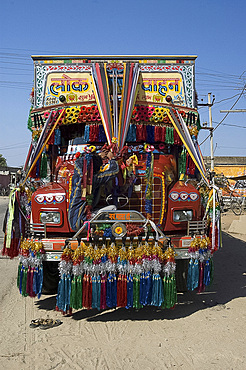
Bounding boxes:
[0,197,245,370]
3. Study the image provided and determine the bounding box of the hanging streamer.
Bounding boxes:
[56,246,73,314]
[54,240,178,313]
[17,238,45,299]
[186,237,213,292]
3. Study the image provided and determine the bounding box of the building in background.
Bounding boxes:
[204,156,246,196]
[0,166,22,195]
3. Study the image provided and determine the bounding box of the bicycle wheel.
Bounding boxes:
[231,200,242,216]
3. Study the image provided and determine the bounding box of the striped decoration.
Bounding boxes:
[118,63,140,150]
[166,108,208,185]
[91,63,113,145]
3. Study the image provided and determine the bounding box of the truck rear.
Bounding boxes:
[3,56,220,309]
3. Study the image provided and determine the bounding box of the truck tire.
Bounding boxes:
[175,259,189,292]
[42,261,60,294]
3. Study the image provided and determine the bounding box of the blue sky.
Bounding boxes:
[0,0,245,167]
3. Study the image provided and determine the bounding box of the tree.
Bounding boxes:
[0,154,7,167]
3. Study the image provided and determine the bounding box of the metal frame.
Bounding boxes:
[26,222,47,239]
[73,210,166,241]
[187,220,207,236]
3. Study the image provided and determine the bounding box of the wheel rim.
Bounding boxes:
[231,201,242,215]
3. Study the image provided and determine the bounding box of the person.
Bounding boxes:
[68,147,119,231]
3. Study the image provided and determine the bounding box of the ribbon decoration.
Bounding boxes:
[56,246,73,314]
[24,142,34,172]
[26,110,53,171]
[186,237,213,292]
[55,240,178,314]
[17,238,45,298]
[5,189,17,249]
[91,63,113,145]
[166,108,209,185]
[21,109,65,186]
[118,63,140,151]
[112,69,119,139]
[195,142,206,174]
[175,109,207,181]
[205,187,221,251]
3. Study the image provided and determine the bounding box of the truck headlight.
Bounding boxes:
[40,211,61,224]
[173,210,193,222]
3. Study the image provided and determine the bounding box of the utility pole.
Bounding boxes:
[198,93,217,248]
[208,93,214,171]
[198,93,215,172]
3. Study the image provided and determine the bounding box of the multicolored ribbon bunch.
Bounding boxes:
[187,237,213,293]
[125,124,182,145]
[17,238,45,298]
[56,241,177,314]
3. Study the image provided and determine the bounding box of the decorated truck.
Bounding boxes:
[2,56,221,311]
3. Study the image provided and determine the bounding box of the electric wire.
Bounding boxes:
[0,141,30,150]
[200,83,246,146]
[212,120,246,129]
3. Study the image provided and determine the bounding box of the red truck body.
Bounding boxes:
[24,55,207,279]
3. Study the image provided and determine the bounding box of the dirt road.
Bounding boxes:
[0,197,245,370]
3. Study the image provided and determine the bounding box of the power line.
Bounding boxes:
[0,60,33,66]
[0,55,31,61]
[213,93,241,104]
[0,141,30,150]
[0,145,29,151]
[217,146,246,149]
[0,80,32,85]
[200,83,246,145]
[0,72,32,76]
[196,67,242,79]
[0,66,32,71]
[0,85,32,90]
[212,120,246,129]
[222,123,246,128]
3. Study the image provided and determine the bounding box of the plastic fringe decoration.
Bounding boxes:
[17,238,45,298]
[56,246,73,314]
[187,237,212,292]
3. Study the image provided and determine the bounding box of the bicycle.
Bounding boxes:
[231,196,245,215]
[220,190,244,215]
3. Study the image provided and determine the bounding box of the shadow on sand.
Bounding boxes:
[35,232,246,321]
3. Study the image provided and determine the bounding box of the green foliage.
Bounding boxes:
[0,154,7,167]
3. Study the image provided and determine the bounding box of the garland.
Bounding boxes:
[84,125,90,143]
[186,237,213,293]
[165,126,174,145]
[205,189,222,251]
[144,149,154,218]
[125,123,136,142]
[178,147,187,180]
[40,152,47,179]
[57,240,177,313]
[56,246,74,315]
[17,238,45,298]
[54,128,61,145]
[80,122,183,146]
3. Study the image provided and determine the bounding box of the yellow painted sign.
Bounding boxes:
[137,72,186,106]
[44,72,96,106]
